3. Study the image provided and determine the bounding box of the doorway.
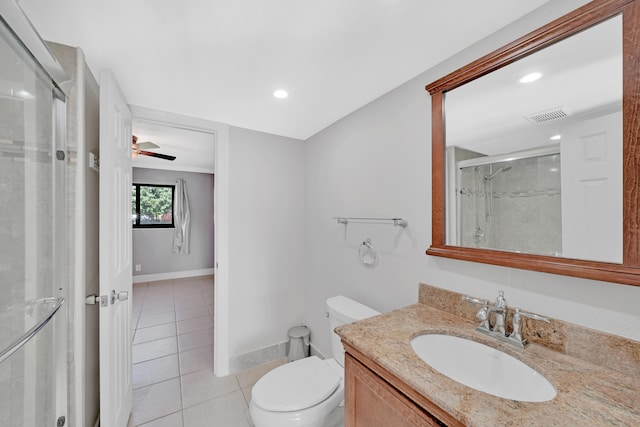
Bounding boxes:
[128,104,230,379]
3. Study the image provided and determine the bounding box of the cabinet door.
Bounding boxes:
[344,354,443,427]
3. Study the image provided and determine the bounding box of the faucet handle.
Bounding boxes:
[461,296,490,331]
[461,295,487,305]
[517,309,550,323]
[508,308,551,347]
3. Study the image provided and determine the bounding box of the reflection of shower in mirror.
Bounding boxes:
[472,164,512,244]
[485,166,511,181]
[455,145,561,254]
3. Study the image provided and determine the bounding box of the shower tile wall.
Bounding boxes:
[459,154,562,256]
[492,155,561,255]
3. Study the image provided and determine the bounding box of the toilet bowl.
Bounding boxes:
[249,296,379,427]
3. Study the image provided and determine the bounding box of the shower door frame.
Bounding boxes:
[0,1,70,425]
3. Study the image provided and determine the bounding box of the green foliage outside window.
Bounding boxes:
[132,184,174,227]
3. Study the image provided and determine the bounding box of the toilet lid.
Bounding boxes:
[252,356,341,412]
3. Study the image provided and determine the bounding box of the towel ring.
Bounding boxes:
[358,238,378,266]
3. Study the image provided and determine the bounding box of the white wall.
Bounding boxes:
[132,167,214,276]
[304,0,640,358]
[227,126,306,358]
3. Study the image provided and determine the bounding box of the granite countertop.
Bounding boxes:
[336,303,640,426]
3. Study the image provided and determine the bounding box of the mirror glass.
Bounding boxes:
[444,15,622,263]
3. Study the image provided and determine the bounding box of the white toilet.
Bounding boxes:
[249,295,380,427]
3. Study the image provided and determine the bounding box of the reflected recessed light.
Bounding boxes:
[273,89,288,99]
[519,72,542,83]
[550,134,562,141]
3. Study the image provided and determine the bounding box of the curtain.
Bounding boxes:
[172,178,191,254]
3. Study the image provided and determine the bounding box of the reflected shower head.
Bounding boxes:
[485,166,512,181]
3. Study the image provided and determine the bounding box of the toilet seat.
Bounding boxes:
[252,356,341,412]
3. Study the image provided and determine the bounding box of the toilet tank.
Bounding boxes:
[326,296,380,367]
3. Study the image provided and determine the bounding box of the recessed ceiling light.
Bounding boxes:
[550,134,562,141]
[273,89,288,99]
[519,72,542,83]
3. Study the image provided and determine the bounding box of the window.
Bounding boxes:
[132,184,175,228]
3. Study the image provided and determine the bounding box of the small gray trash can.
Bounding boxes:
[287,325,310,362]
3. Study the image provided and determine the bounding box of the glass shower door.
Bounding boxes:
[0,14,66,427]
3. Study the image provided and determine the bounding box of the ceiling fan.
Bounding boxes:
[132,135,176,161]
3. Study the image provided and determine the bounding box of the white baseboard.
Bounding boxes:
[229,341,288,374]
[132,268,214,284]
[310,343,327,359]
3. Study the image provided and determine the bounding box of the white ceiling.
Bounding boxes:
[19,0,551,141]
[132,120,215,173]
[446,14,622,155]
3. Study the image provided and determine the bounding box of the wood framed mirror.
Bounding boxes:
[426,0,640,286]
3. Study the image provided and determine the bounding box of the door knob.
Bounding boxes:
[110,290,129,304]
[86,294,108,307]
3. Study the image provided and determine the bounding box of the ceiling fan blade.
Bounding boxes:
[137,141,160,150]
[139,150,176,161]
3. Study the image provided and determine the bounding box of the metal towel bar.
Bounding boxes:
[0,297,65,364]
[333,217,408,228]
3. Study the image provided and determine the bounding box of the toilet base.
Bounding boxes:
[249,400,343,427]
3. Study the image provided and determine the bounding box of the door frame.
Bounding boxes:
[129,105,230,376]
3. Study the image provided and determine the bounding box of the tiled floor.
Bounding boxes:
[129,276,286,426]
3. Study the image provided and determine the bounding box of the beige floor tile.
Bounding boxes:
[244,408,254,427]
[174,284,201,294]
[236,358,287,388]
[131,378,182,426]
[199,286,213,297]
[133,337,178,364]
[134,323,177,345]
[241,386,252,406]
[175,306,210,322]
[174,296,206,310]
[181,369,240,408]
[177,328,214,352]
[133,304,143,317]
[177,315,213,335]
[147,279,174,288]
[133,354,180,389]
[141,302,175,315]
[138,311,176,329]
[137,411,183,427]
[132,282,148,297]
[182,390,249,427]
[179,345,213,375]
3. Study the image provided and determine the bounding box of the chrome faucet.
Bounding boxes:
[461,291,551,349]
[488,291,507,335]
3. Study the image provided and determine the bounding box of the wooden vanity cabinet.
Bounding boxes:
[344,344,463,427]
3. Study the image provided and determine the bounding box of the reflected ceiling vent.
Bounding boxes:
[525,106,571,124]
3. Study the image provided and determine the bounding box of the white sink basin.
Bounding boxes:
[410,334,556,402]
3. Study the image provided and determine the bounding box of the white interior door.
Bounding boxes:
[99,70,133,427]
[561,111,623,263]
